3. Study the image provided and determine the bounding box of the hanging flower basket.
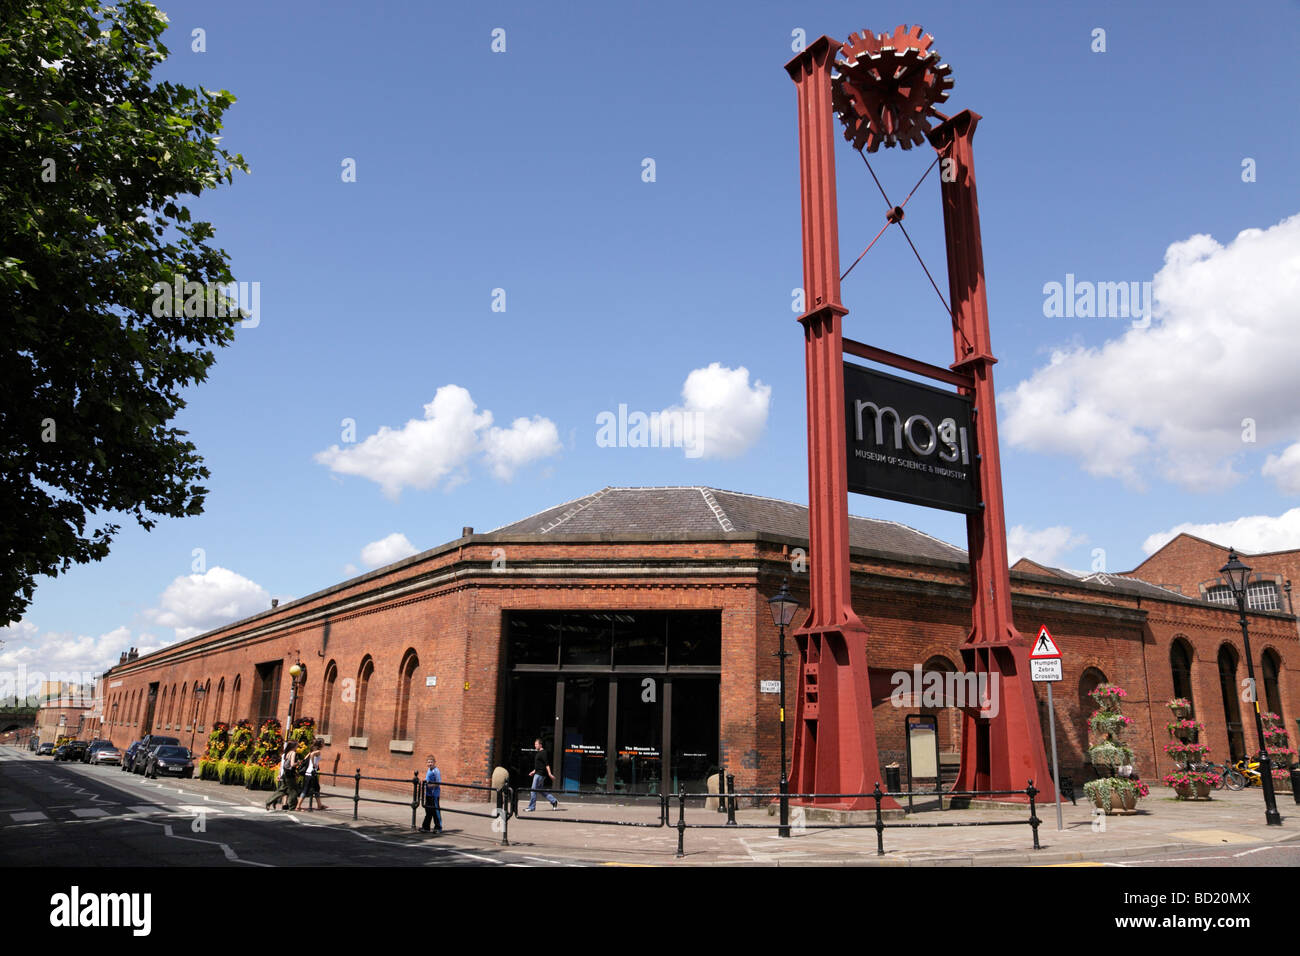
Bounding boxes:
[1164,740,1209,763]
[1167,698,1192,718]
[1266,747,1296,768]
[1167,718,1200,741]
[1090,684,1128,709]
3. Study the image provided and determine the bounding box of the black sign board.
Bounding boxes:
[843,361,980,513]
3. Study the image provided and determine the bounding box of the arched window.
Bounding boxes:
[1261,649,1283,720]
[919,655,961,753]
[1078,667,1108,742]
[213,678,226,726]
[159,685,170,730]
[1205,585,1234,606]
[178,683,187,730]
[1246,582,1281,612]
[230,675,242,724]
[394,649,419,740]
[1218,645,1245,762]
[352,656,374,739]
[1170,639,1195,711]
[321,661,338,735]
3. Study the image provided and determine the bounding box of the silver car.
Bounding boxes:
[90,745,122,766]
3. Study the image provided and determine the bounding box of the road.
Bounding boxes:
[0,747,575,867]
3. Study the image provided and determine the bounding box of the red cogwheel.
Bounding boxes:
[831,24,953,152]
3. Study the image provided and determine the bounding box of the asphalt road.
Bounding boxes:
[0,748,572,867]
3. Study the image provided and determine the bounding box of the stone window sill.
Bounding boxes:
[348,736,368,749]
[390,739,414,754]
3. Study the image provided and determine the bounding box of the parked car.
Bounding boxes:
[145,745,195,779]
[132,735,180,774]
[83,739,113,763]
[37,742,54,755]
[53,741,89,762]
[120,740,143,771]
[90,745,122,766]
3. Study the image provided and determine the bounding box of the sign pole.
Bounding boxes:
[1047,681,1062,831]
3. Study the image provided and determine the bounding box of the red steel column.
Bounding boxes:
[785,37,889,810]
[930,111,1055,800]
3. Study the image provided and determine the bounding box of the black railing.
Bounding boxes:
[509,785,667,827]
[668,779,1042,858]
[318,769,515,845]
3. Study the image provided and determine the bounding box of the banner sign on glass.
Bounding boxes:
[843,361,980,513]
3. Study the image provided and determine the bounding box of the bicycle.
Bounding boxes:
[1188,761,1244,790]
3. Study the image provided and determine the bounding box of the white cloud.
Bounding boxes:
[0,621,160,696]
[1262,441,1300,495]
[662,363,771,459]
[1141,507,1300,556]
[1002,214,1300,491]
[1007,525,1087,566]
[482,416,563,480]
[360,532,418,569]
[314,385,560,497]
[145,566,272,640]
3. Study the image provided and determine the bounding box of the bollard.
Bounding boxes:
[1027,779,1041,850]
[500,784,512,847]
[353,768,361,821]
[675,786,686,858]
[873,782,885,856]
[725,773,737,826]
[411,772,420,829]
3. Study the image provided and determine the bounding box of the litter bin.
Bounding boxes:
[885,762,902,794]
[1289,766,1300,805]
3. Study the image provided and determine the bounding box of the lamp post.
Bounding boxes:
[286,660,305,734]
[768,578,799,837]
[1220,550,1282,826]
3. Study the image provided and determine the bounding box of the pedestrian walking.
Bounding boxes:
[525,738,558,812]
[265,741,299,811]
[295,738,326,811]
[419,754,442,833]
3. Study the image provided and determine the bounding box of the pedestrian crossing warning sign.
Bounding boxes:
[1030,625,1061,659]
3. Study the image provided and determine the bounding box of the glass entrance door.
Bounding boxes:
[615,677,662,794]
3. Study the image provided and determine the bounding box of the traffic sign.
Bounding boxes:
[1030,658,1063,682]
[1030,625,1061,659]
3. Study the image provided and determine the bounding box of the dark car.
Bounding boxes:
[83,739,113,763]
[54,741,89,762]
[121,740,143,771]
[145,745,194,779]
[133,735,180,774]
[37,741,54,755]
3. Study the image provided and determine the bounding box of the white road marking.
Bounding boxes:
[11,811,48,822]
[70,808,110,818]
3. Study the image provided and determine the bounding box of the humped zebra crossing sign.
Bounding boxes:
[1029,625,1062,682]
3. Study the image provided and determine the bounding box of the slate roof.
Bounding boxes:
[489,486,968,564]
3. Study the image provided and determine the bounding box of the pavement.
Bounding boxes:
[297,770,1300,866]
[6,746,1298,865]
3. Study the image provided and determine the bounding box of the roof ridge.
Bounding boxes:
[698,488,735,533]
[537,488,612,534]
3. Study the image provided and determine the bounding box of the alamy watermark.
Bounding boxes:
[889,665,1000,718]
[1042,274,1151,329]
[150,274,260,328]
[596,404,701,458]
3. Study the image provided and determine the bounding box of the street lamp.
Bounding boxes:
[768,577,799,838]
[1220,550,1282,826]
[286,659,305,732]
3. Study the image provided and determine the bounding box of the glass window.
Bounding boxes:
[668,611,721,666]
[1206,585,1234,605]
[561,613,611,666]
[508,612,561,665]
[670,678,719,793]
[561,678,608,790]
[507,674,558,779]
[614,611,666,667]
[1246,582,1280,612]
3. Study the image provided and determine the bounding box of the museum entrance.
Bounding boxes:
[504,610,721,795]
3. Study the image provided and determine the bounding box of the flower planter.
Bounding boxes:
[1194,779,1210,799]
[1173,727,1194,742]
[1174,784,1192,799]
[1119,789,1137,811]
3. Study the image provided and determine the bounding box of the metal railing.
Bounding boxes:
[318,769,516,845]
[669,779,1042,857]
[509,784,667,828]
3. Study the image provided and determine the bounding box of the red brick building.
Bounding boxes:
[96,487,1298,794]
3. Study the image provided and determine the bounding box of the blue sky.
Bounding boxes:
[5,0,1300,687]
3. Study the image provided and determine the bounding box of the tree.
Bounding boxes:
[0,0,249,625]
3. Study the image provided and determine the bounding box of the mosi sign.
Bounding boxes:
[843,362,980,513]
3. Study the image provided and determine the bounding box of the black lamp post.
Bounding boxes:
[768,578,799,838]
[1220,550,1282,826]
